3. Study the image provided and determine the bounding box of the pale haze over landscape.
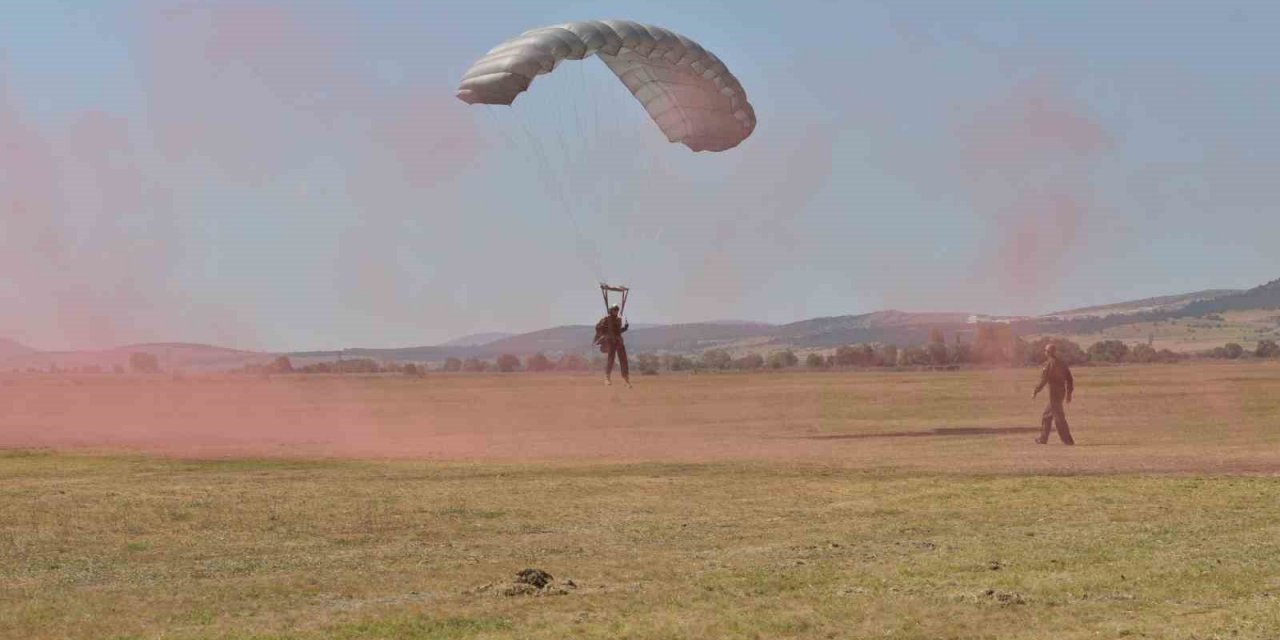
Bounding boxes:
[6,6,1280,639]
[2,1,1278,352]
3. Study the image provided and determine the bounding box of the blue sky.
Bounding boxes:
[1,1,1277,351]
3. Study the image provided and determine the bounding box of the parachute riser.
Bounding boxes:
[600,282,629,315]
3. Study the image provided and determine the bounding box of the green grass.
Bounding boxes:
[4,455,1280,639]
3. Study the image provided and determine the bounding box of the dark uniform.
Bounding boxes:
[594,315,629,381]
[1034,355,1075,444]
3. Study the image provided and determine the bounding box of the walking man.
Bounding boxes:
[1033,342,1075,445]
[594,304,630,387]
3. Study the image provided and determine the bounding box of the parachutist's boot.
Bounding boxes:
[624,378,632,388]
[604,376,612,386]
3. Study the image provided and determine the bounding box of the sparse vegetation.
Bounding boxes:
[555,354,588,371]
[767,350,798,369]
[1086,339,1129,363]
[2,450,1276,640]
[1257,340,1279,358]
[699,349,732,371]
[897,345,930,366]
[664,354,694,371]
[733,352,764,370]
[128,352,160,373]
[496,354,522,372]
[268,356,294,374]
[834,344,875,367]
[462,357,490,373]
[524,352,553,372]
[635,353,661,375]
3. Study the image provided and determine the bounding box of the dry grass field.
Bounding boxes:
[3,363,1280,638]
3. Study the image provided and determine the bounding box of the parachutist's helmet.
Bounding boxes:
[1045,343,1057,356]
[609,305,620,314]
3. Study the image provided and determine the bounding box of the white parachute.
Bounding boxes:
[457,20,756,152]
[456,19,756,308]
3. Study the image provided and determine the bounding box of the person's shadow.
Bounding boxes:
[790,426,1040,441]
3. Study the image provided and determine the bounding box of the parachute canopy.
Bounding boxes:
[457,20,756,152]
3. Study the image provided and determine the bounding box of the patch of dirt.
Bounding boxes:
[474,568,579,597]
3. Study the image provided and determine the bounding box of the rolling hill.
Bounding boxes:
[2,343,272,372]
[1181,278,1280,315]
[1048,289,1242,319]
[1027,280,1280,338]
[438,332,514,347]
[5,277,1278,369]
[0,338,36,361]
[764,311,974,349]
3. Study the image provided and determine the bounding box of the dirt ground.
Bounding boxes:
[3,362,1278,474]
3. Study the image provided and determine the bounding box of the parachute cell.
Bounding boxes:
[457,20,756,152]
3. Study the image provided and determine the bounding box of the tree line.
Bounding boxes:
[14,334,1273,378]
[246,333,1277,376]
[27,330,1264,377]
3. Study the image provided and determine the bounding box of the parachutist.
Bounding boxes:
[595,304,630,387]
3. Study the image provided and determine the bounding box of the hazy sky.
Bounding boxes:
[2,1,1278,351]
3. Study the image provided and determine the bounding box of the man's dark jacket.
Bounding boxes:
[593,315,628,352]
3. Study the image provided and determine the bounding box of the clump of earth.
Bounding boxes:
[981,588,1026,605]
[474,568,578,597]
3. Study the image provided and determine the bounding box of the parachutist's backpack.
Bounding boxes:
[593,317,615,353]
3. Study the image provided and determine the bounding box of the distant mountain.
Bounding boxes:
[467,325,594,356]
[1049,289,1241,319]
[1181,278,1280,315]
[622,322,778,353]
[457,313,979,356]
[288,345,450,364]
[0,338,37,361]
[762,311,973,349]
[2,342,272,372]
[779,310,969,334]
[438,332,515,347]
[1029,279,1280,337]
